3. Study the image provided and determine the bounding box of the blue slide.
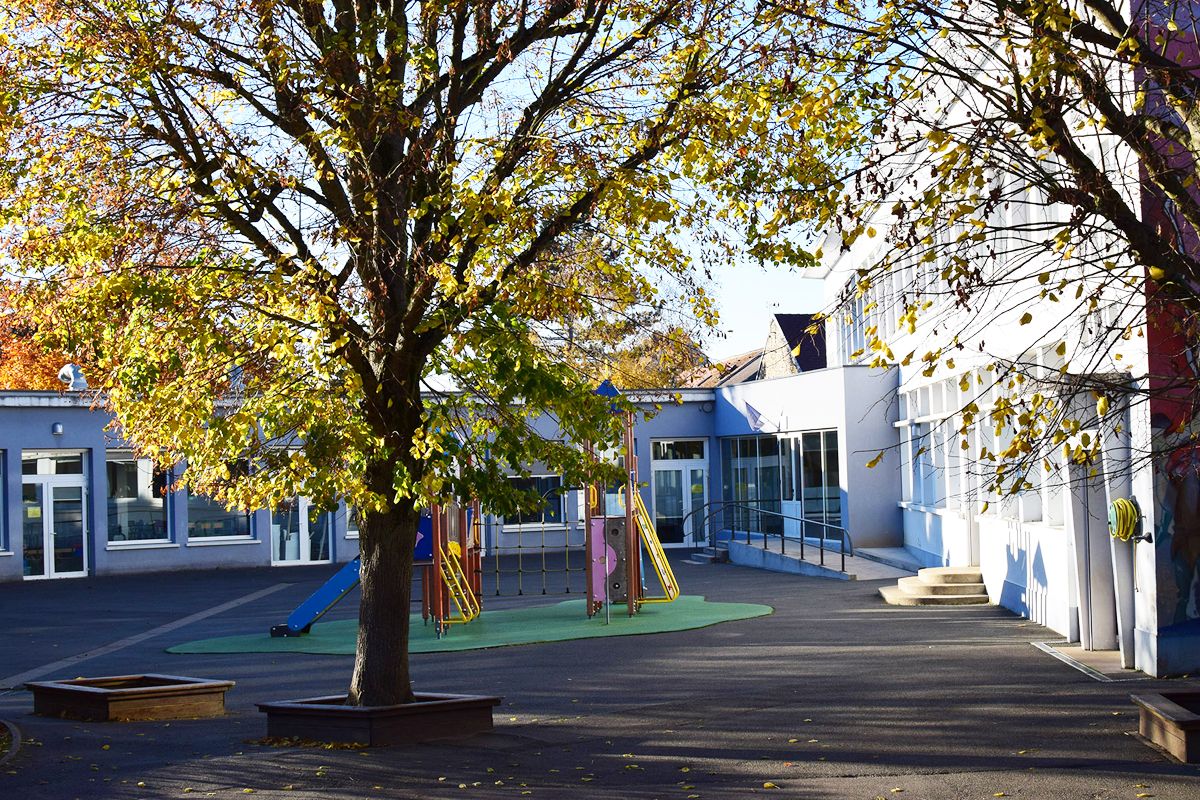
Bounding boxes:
[270,512,435,637]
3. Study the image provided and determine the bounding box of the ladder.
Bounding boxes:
[632,491,680,604]
[439,541,481,626]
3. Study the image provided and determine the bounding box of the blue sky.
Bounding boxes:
[706,263,825,362]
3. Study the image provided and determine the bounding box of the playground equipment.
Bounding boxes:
[584,381,679,617]
[272,381,677,635]
[270,503,482,637]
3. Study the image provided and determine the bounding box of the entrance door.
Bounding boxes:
[650,439,708,548]
[23,480,89,579]
[271,497,332,564]
[652,466,708,547]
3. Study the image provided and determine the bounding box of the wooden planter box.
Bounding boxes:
[256,692,502,746]
[1130,691,1200,763]
[25,674,235,721]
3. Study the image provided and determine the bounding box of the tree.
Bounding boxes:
[747,0,1200,495]
[0,306,69,391]
[0,1,794,705]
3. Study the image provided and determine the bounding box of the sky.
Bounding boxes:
[705,261,826,362]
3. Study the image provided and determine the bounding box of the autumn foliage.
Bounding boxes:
[0,312,67,391]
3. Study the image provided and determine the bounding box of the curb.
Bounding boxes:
[0,719,20,769]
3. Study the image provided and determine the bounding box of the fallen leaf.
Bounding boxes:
[763,782,778,789]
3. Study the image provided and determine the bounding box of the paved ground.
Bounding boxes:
[2,555,1199,799]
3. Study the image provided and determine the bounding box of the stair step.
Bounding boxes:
[898,576,987,596]
[685,547,729,565]
[917,566,983,585]
[879,585,990,606]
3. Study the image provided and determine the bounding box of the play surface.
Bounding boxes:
[167,595,772,655]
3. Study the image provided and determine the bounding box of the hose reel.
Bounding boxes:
[1108,498,1151,543]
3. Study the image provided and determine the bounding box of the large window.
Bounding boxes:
[722,435,782,536]
[798,431,841,526]
[505,475,563,526]
[723,431,841,535]
[106,454,170,542]
[187,493,251,538]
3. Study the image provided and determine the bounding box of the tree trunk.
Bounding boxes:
[348,459,419,706]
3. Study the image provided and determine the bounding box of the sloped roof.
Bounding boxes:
[773,313,826,372]
[683,348,763,387]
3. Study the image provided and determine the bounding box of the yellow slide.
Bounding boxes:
[632,491,680,604]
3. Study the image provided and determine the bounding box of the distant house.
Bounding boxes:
[685,313,825,387]
[757,313,825,380]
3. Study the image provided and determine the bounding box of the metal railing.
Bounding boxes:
[680,500,854,573]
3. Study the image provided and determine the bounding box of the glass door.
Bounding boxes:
[650,439,708,549]
[272,498,302,562]
[653,469,685,545]
[687,467,707,547]
[23,480,89,579]
[272,497,332,564]
[652,466,708,547]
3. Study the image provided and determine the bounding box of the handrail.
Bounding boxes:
[680,499,853,573]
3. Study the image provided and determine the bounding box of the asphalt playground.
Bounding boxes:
[2,553,1199,799]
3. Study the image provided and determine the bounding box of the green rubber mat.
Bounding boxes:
[167,595,773,655]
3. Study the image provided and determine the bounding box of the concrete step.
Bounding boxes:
[918,566,983,585]
[897,576,987,596]
[879,585,990,606]
[684,547,728,565]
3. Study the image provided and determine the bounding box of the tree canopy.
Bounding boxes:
[754,0,1200,493]
[0,0,806,704]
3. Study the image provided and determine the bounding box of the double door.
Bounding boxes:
[271,497,332,564]
[23,478,88,579]
[652,466,708,547]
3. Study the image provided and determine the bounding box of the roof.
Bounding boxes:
[773,313,826,372]
[682,348,763,387]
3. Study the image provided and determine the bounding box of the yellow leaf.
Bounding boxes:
[763,783,778,789]
[866,451,885,469]
[1019,312,1033,325]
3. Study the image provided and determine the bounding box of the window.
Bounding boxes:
[23,452,84,475]
[0,451,5,551]
[721,434,804,536]
[506,476,564,526]
[187,493,251,538]
[652,440,705,460]
[345,505,359,539]
[780,438,794,502]
[798,431,841,526]
[106,454,170,542]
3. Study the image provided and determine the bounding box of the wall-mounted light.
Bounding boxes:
[51,422,64,435]
[699,401,715,413]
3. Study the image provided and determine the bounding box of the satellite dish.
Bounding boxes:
[57,363,88,391]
